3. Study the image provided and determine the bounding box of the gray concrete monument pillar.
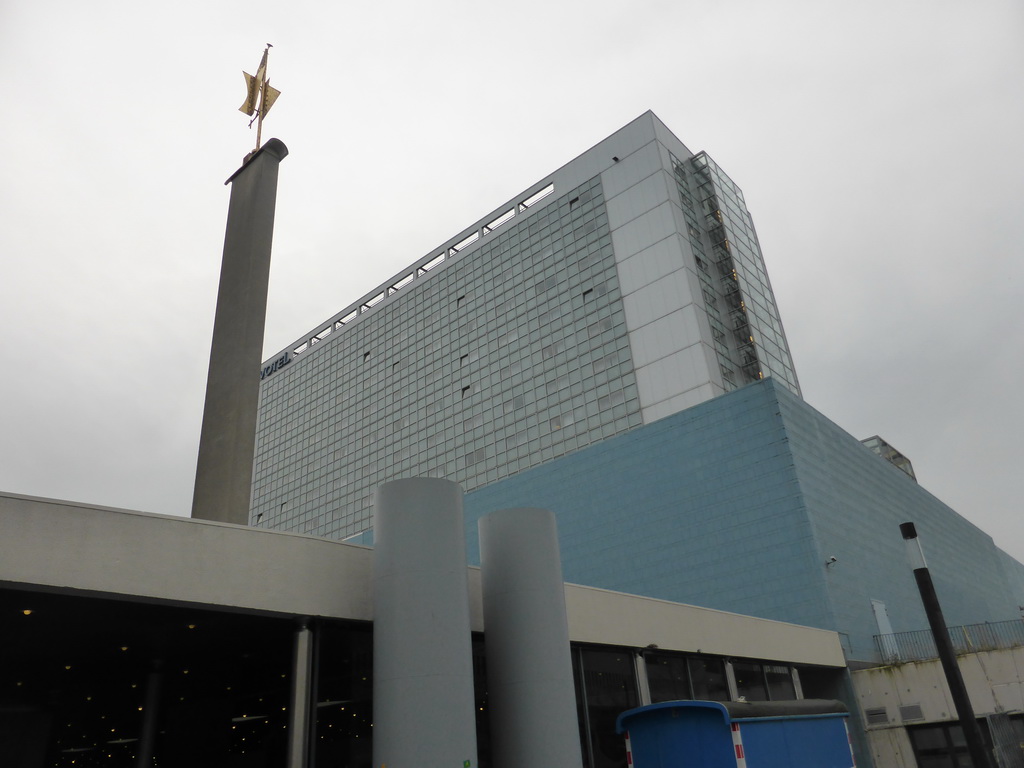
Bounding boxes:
[191,140,288,524]
[478,507,583,768]
[372,478,479,768]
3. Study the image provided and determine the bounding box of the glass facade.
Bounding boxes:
[574,647,639,768]
[252,176,642,538]
[569,648,800,768]
[671,152,800,397]
[4,588,809,768]
[646,652,730,703]
[252,117,803,539]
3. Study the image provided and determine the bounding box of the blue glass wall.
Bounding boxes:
[774,383,1020,660]
[465,379,1024,662]
[465,381,831,633]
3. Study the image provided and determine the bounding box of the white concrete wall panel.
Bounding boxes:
[651,114,697,161]
[628,309,705,369]
[602,124,726,424]
[864,728,918,768]
[0,492,373,619]
[634,346,707,403]
[601,140,665,200]
[853,647,1024,726]
[0,490,846,670]
[564,585,845,667]
[539,113,663,207]
[993,680,1024,712]
[605,171,673,231]
[623,274,698,332]
[640,384,719,424]
[615,236,690,297]
[609,201,678,262]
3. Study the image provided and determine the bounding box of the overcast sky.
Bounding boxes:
[2,0,1021,561]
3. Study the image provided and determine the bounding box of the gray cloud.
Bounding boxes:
[2,0,1021,560]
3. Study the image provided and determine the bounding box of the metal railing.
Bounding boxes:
[874,619,1024,663]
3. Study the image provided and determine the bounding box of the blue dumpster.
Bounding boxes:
[616,699,853,768]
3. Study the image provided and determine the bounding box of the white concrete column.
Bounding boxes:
[372,478,478,768]
[134,662,162,768]
[634,652,652,705]
[287,620,314,768]
[479,507,583,768]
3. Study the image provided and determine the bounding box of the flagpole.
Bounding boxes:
[255,44,271,153]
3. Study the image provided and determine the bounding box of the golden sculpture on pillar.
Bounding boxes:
[239,44,281,160]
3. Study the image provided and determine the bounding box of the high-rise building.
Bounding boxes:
[251,112,799,538]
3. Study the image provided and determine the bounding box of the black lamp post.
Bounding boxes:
[900,522,992,768]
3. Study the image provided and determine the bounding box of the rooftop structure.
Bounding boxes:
[861,435,917,481]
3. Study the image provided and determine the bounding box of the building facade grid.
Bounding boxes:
[253,175,643,538]
[252,112,803,540]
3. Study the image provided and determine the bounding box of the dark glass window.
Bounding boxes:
[907,722,994,768]
[689,657,730,701]
[765,664,796,701]
[472,634,492,767]
[646,653,690,702]
[314,622,374,767]
[571,648,591,768]
[733,661,768,701]
[575,647,638,768]
[646,653,729,703]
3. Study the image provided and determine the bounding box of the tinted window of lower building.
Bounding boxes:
[646,652,690,702]
[765,664,796,700]
[576,647,638,768]
[733,661,768,701]
[314,623,373,766]
[689,657,729,701]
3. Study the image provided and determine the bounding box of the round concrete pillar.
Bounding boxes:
[479,507,583,768]
[372,478,479,768]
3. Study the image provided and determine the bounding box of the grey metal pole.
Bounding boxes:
[900,522,992,768]
[191,139,288,524]
[287,619,314,768]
